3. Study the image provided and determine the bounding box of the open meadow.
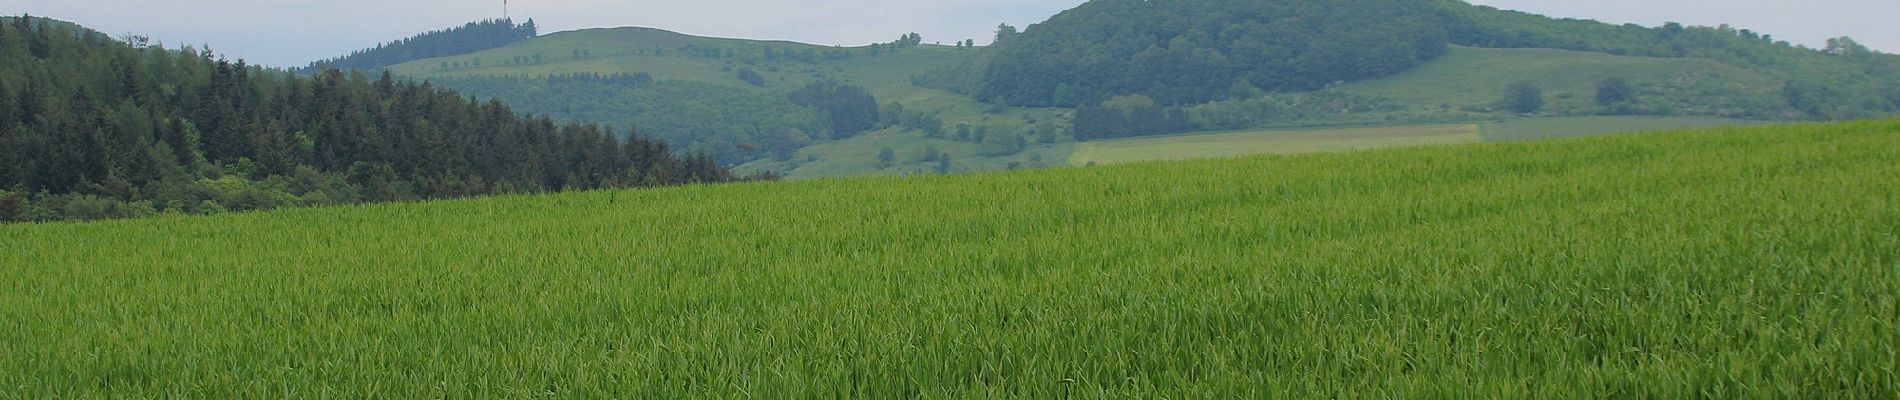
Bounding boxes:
[3,120,1897,397]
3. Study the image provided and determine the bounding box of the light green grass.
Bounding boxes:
[1069,124,1483,165]
[5,120,1898,397]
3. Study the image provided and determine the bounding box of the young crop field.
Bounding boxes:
[3,120,1897,397]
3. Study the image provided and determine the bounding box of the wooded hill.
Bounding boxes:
[0,16,732,223]
[973,0,1900,118]
[356,0,1900,179]
[305,18,538,73]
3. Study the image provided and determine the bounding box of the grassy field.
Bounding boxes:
[1481,115,1767,141]
[1069,124,1483,165]
[5,120,1897,397]
[1066,116,1761,165]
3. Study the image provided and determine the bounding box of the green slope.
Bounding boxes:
[386,27,1784,179]
[388,27,1025,124]
[388,27,1074,179]
[1336,46,1784,116]
[6,120,1898,396]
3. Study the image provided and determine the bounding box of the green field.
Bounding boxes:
[1069,124,1483,165]
[1480,115,1768,141]
[5,120,1897,396]
[1066,116,1762,165]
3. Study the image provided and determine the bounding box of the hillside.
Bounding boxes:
[979,0,1900,118]
[304,18,538,73]
[6,120,1898,396]
[368,0,1900,179]
[383,27,1790,179]
[1335,46,1784,117]
[0,16,732,223]
[387,27,1075,175]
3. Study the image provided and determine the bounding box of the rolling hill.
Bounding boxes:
[386,27,1075,178]
[1335,46,1785,117]
[382,28,1802,179]
[334,0,1900,180]
[7,119,1897,396]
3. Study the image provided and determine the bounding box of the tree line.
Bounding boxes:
[1072,95,1192,140]
[0,16,733,223]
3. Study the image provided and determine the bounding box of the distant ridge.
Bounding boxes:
[304,18,538,73]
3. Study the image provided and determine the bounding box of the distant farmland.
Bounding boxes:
[3,120,1896,397]
[1068,124,1482,165]
[1068,116,1763,165]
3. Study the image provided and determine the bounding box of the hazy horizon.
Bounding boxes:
[2,0,1896,68]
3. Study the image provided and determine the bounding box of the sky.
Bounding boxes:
[1,0,1896,68]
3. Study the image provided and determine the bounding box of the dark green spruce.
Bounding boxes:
[305,18,537,73]
[0,16,734,223]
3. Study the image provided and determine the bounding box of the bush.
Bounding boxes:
[1596,77,1635,106]
[1500,81,1546,114]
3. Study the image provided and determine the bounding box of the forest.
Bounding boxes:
[305,18,538,73]
[0,16,732,223]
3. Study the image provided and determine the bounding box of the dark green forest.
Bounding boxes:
[306,18,537,73]
[787,81,881,139]
[975,0,1900,122]
[0,16,732,223]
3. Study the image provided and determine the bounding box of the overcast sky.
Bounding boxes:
[2,0,1896,68]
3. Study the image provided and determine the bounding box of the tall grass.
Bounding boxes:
[2,120,1896,397]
